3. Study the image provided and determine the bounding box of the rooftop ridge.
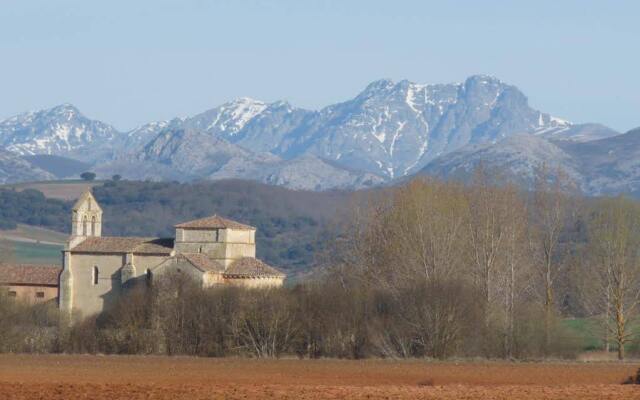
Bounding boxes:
[175,214,255,230]
[72,190,102,211]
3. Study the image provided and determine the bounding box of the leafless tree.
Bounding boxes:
[530,165,571,352]
[584,196,640,360]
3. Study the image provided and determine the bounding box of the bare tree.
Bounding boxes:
[584,196,640,360]
[232,288,299,358]
[530,165,571,352]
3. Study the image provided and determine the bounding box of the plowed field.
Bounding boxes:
[0,355,639,399]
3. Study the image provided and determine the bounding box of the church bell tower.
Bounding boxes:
[71,191,102,237]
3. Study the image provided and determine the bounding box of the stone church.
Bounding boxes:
[59,191,285,318]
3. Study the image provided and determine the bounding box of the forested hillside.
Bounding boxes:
[0,180,352,273]
[0,188,70,230]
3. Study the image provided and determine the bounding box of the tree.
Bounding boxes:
[530,165,571,353]
[584,196,640,360]
[111,174,122,182]
[498,186,530,358]
[80,172,96,181]
[465,166,532,357]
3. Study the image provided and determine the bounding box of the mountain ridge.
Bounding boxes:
[0,75,625,191]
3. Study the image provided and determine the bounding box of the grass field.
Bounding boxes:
[0,240,63,265]
[2,180,103,200]
[0,224,65,265]
[0,355,638,399]
[564,318,604,351]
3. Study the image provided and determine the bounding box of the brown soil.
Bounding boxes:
[0,355,639,399]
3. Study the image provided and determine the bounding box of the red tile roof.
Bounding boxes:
[181,253,224,273]
[0,264,61,286]
[71,237,174,254]
[223,258,285,278]
[175,215,255,230]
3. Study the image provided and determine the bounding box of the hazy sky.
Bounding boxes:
[1,0,638,132]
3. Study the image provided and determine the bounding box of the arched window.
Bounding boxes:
[82,216,88,236]
[93,266,99,285]
[91,216,96,236]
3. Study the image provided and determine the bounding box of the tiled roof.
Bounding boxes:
[71,237,174,254]
[175,215,255,230]
[224,257,285,278]
[181,253,224,273]
[0,264,61,286]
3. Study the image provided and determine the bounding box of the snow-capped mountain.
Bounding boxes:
[136,75,592,181]
[0,104,120,162]
[94,125,383,191]
[0,75,624,191]
[270,75,581,179]
[121,120,171,152]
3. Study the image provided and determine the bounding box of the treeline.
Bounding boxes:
[0,271,581,359]
[4,170,640,359]
[0,188,70,230]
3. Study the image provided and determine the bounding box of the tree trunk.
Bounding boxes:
[544,266,553,354]
[616,302,626,361]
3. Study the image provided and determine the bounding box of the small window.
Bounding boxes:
[36,292,44,298]
[93,266,99,285]
[8,291,16,297]
[213,229,220,242]
[146,269,152,286]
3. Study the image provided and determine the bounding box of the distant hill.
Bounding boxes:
[23,154,90,178]
[0,148,54,184]
[419,127,640,196]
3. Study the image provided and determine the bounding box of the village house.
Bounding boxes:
[0,263,61,304]
[59,191,286,319]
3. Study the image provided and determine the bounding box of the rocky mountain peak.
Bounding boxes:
[0,76,623,192]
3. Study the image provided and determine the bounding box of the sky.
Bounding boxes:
[0,0,638,132]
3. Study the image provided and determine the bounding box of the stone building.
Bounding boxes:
[59,191,285,319]
[0,263,61,303]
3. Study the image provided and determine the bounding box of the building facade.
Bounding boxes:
[0,263,61,304]
[59,191,285,319]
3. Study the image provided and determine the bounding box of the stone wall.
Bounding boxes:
[2,284,58,304]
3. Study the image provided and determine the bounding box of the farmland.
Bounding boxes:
[0,224,65,265]
[2,180,102,200]
[0,355,638,399]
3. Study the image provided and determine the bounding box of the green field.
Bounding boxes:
[0,240,63,265]
[563,318,603,351]
[0,224,65,265]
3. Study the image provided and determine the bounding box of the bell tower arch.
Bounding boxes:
[71,191,103,237]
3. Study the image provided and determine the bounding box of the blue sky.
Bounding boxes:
[1,0,638,132]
